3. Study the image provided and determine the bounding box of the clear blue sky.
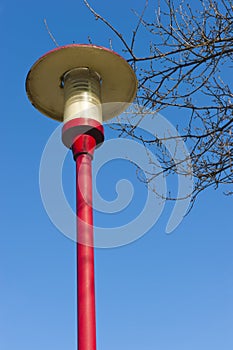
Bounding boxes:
[1,0,232,349]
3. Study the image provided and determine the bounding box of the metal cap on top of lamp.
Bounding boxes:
[26,44,137,350]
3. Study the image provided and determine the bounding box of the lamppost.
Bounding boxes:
[26,44,137,350]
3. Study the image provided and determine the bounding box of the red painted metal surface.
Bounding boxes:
[36,43,124,64]
[62,117,104,149]
[72,134,99,350]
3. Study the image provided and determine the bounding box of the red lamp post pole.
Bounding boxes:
[26,44,137,350]
[72,133,98,350]
[62,117,104,350]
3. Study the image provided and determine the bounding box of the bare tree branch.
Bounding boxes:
[85,0,233,206]
[83,0,136,58]
[43,19,59,47]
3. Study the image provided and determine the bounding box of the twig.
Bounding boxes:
[43,19,59,47]
[83,0,136,59]
[131,0,149,51]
